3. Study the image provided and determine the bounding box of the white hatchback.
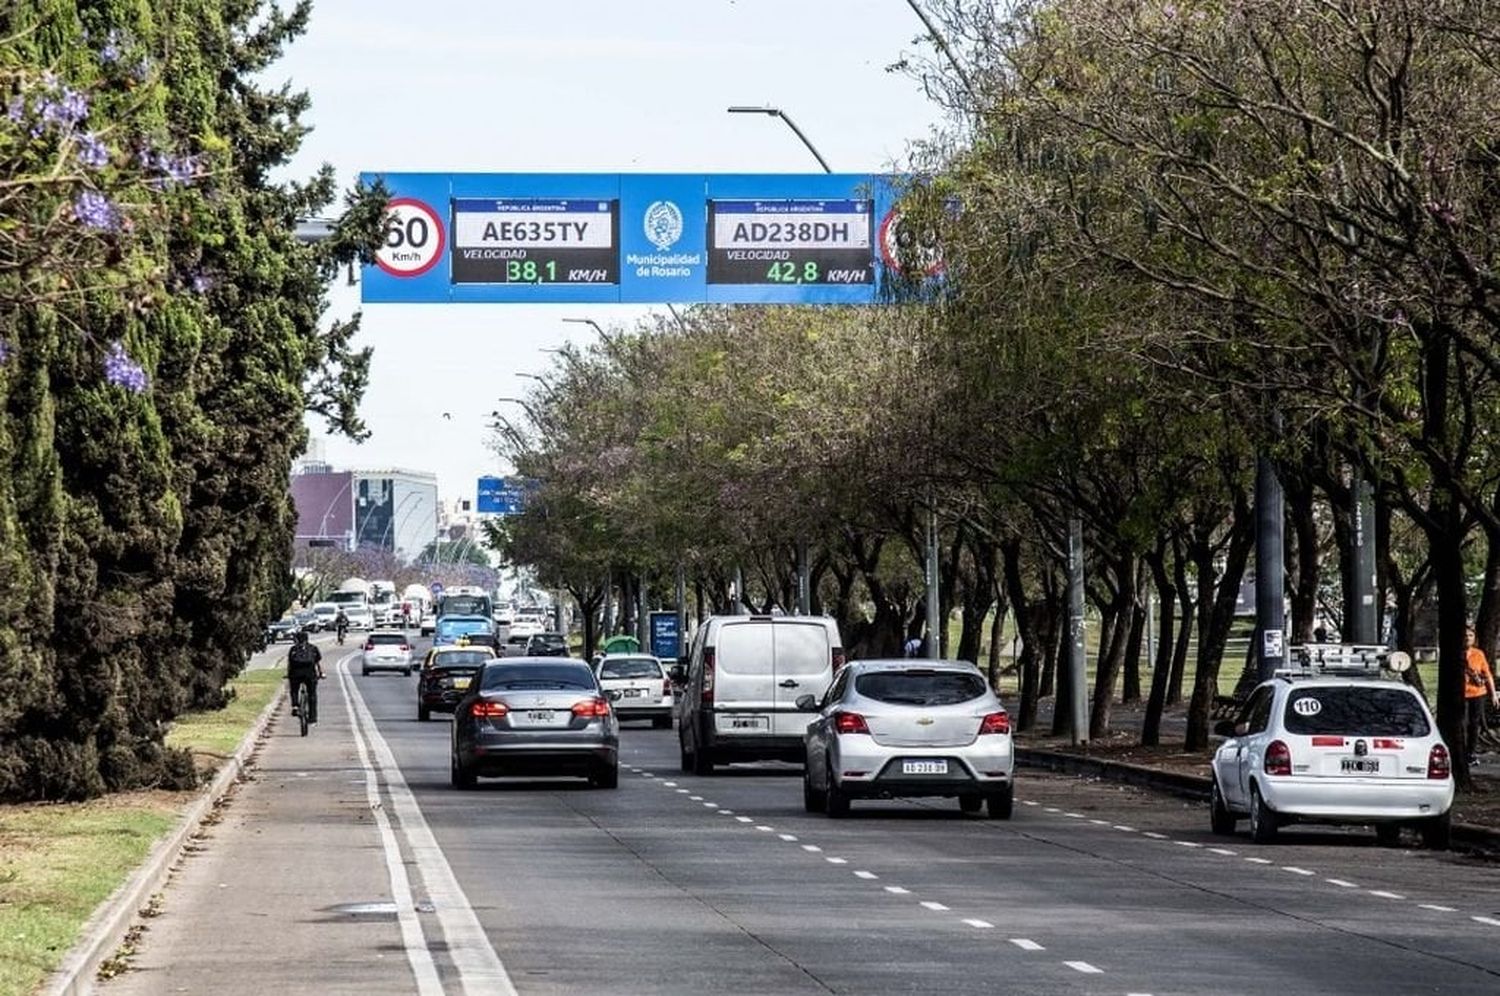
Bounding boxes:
[595,655,674,728]
[1210,655,1453,847]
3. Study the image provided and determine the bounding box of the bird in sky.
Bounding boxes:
[442,412,452,420]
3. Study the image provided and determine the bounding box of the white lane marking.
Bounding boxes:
[884,886,911,895]
[662,781,677,787]
[1369,890,1405,900]
[341,660,519,996]
[1420,903,1457,912]
[1472,916,1500,927]
[1113,825,1136,832]
[1245,857,1273,864]
[1044,807,1060,813]
[338,660,444,996]
[826,857,848,865]
[1089,819,1110,825]
[676,789,689,794]
[778,833,798,842]
[703,802,719,808]
[1009,938,1044,951]
[1210,848,1237,856]
[756,825,774,832]
[802,844,823,853]
[854,870,878,880]
[963,918,994,929]
[1143,831,1168,839]
[718,809,735,815]
[689,795,703,801]
[1064,812,1085,819]
[1326,878,1358,888]
[1282,866,1315,876]
[920,901,950,911]
[1022,800,1039,806]
[641,772,655,778]
[1065,961,1104,974]
[1175,841,1202,848]
[735,816,753,823]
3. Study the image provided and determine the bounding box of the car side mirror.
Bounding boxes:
[1212,719,1235,738]
[1234,721,1250,737]
[795,694,818,712]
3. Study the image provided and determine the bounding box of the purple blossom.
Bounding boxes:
[39,87,89,131]
[74,189,120,230]
[131,58,150,82]
[5,96,24,123]
[0,339,10,366]
[99,30,124,64]
[103,341,149,392]
[190,271,215,294]
[139,147,198,188]
[75,132,109,168]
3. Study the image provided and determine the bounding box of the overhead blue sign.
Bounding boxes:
[477,476,529,515]
[649,611,681,661]
[360,173,935,304]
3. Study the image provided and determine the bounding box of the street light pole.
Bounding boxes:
[562,316,612,346]
[728,103,830,617]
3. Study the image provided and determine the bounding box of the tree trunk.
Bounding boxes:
[1286,473,1320,642]
[1427,498,1473,789]
[1090,555,1136,739]
[988,577,1007,690]
[1141,546,1177,747]
[1167,537,1194,706]
[1185,505,1255,750]
[1121,591,1146,704]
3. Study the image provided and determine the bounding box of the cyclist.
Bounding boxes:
[334,608,349,645]
[287,630,325,724]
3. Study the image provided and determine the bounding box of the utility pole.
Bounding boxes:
[1350,470,1378,644]
[925,500,941,660]
[797,540,810,616]
[1067,517,1088,745]
[1255,445,1286,681]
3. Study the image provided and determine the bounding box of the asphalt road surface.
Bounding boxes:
[105,639,1500,995]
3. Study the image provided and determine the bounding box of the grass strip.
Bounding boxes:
[0,667,282,996]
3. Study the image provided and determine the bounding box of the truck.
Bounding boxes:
[327,578,374,630]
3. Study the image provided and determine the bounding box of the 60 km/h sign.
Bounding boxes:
[376,198,445,277]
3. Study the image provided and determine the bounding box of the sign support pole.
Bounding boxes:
[1067,516,1088,745]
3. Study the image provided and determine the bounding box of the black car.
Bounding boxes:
[418,648,496,722]
[526,632,570,657]
[265,618,300,643]
[450,658,619,789]
[293,609,321,634]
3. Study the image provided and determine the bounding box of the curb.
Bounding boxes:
[1017,745,1500,853]
[42,679,288,996]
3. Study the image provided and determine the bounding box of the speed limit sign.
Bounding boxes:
[375,198,445,277]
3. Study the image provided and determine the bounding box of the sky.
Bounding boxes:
[276,0,948,502]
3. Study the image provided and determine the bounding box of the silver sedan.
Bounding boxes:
[799,660,1015,819]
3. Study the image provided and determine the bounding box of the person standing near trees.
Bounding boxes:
[1464,626,1498,765]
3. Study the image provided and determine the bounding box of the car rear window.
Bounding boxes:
[600,658,662,680]
[482,664,596,691]
[506,635,529,646]
[1283,687,1431,737]
[715,622,774,674]
[368,633,407,645]
[434,651,492,668]
[855,670,987,706]
[774,623,830,674]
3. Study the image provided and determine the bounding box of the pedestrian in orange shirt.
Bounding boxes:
[1464,626,1498,765]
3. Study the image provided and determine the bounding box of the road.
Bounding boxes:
[104,638,1500,995]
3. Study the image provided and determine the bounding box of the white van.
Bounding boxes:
[676,615,844,775]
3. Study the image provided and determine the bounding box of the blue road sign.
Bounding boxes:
[429,581,445,598]
[649,611,681,661]
[477,476,530,515]
[360,173,934,305]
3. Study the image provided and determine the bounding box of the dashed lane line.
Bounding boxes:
[1420,904,1457,912]
[826,857,848,864]
[1326,879,1359,888]
[963,918,994,929]
[1369,890,1405,900]
[1009,939,1044,951]
[1472,916,1500,928]
[1209,848,1237,856]
[802,844,823,853]
[1245,857,1273,864]
[735,816,753,823]
[1064,961,1104,974]
[854,870,878,880]
[885,886,912,895]
[1282,867,1315,876]
[1143,831,1168,839]
[778,833,798,841]
[920,901,950,911]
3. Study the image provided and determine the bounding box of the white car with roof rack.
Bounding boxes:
[1209,644,1454,848]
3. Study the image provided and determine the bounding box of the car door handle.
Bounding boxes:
[779,679,799,688]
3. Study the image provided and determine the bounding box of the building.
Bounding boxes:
[291,464,439,562]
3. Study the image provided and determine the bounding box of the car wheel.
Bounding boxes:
[591,764,619,789]
[450,752,476,790]
[692,741,716,776]
[824,764,850,818]
[1210,779,1237,836]
[418,705,430,722]
[803,766,826,813]
[959,793,983,814]
[361,667,370,676]
[653,716,672,729]
[1420,811,1451,850]
[1375,823,1403,847]
[986,784,1014,820]
[1249,785,1278,844]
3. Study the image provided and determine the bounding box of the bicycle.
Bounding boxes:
[297,681,310,737]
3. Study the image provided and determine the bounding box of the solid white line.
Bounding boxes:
[779,833,798,841]
[1282,866,1315,876]
[341,660,519,996]
[1419,903,1457,912]
[802,844,823,853]
[1369,890,1405,899]
[826,857,848,864]
[1009,938,1044,951]
[1326,878,1358,888]
[963,918,994,929]
[854,870,878,880]
[884,886,911,895]
[1472,915,1500,927]
[1210,848,1237,856]
[920,901,949,911]
[338,660,444,996]
[1064,961,1103,974]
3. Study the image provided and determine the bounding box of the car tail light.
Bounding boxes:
[1264,739,1292,776]
[979,711,1010,735]
[1428,744,1451,780]
[1373,738,1403,750]
[662,679,671,696]
[572,697,611,718]
[400,645,410,653]
[833,710,869,735]
[364,642,374,651]
[832,647,847,673]
[470,700,508,718]
[701,647,715,705]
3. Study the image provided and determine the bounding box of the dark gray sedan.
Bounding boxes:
[450,658,619,789]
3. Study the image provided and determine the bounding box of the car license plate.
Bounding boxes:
[903,759,948,775]
[729,716,768,731]
[625,688,644,697]
[452,677,470,690]
[526,710,552,723]
[1340,758,1380,773]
